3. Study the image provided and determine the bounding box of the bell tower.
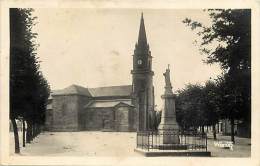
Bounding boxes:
[131,13,154,131]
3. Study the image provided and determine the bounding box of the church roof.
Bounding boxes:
[52,84,92,96]
[52,84,132,97]
[85,100,133,108]
[88,85,132,97]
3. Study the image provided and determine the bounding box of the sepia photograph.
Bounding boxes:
[1,0,259,165]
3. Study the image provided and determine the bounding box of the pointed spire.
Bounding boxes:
[138,12,147,46]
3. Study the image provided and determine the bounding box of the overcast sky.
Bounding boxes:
[32,9,221,108]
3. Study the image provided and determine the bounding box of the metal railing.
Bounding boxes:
[136,129,207,151]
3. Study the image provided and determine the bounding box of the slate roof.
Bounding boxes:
[52,84,92,96]
[85,100,133,108]
[51,84,132,97]
[88,85,132,97]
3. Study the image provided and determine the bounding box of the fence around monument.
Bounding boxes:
[136,129,208,151]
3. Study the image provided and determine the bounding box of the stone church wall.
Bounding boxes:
[46,95,137,132]
[77,96,92,130]
[115,107,128,131]
[84,107,115,131]
[51,95,80,131]
[45,109,53,131]
[115,106,135,131]
[129,107,137,131]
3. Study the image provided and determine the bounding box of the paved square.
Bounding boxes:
[10,132,250,157]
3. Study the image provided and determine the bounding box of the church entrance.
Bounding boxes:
[101,113,114,131]
[102,118,110,129]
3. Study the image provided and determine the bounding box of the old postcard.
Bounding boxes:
[1,0,260,165]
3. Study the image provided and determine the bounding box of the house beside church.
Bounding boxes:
[45,13,155,132]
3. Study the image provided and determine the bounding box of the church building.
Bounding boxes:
[45,13,154,132]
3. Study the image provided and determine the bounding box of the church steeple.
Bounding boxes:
[131,12,154,132]
[137,13,148,47]
[133,12,152,71]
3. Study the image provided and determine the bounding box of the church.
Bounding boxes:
[45,13,155,132]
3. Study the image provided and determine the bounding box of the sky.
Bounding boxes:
[32,9,222,108]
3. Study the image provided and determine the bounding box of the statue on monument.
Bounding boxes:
[159,64,180,144]
[163,64,172,88]
[163,64,173,95]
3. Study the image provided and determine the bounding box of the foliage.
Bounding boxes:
[10,8,40,119]
[10,8,50,153]
[183,9,251,71]
[175,81,220,132]
[213,73,250,122]
[175,84,206,129]
[202,80,220,126]
[182,9,251,139]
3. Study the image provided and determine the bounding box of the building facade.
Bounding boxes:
[45,85,136,131]
[45,14,155,132]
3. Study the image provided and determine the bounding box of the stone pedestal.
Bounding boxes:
[158,94,180,144]
[158,67,180,144]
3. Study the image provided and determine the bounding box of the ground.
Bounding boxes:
[207,133,251,157]
[10,131,139,157]
[9,131,251,157]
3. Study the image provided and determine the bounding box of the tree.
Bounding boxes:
[213,73,249,142]
[175,84,207,130]
[10,8,50,153]
[10,8,34,153]
[202,81,220,139]
[183,9,251,142]
[176,81,222,139]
